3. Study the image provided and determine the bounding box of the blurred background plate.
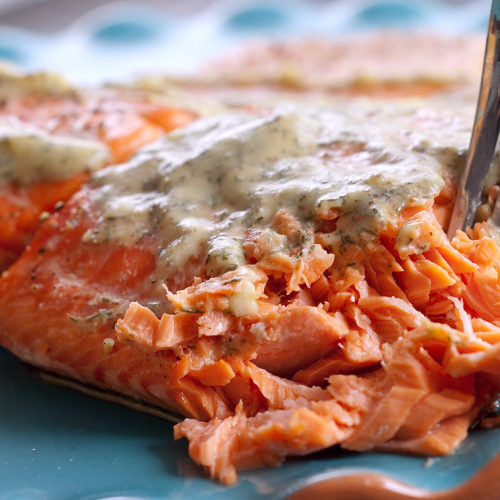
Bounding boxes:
[0,0,491,83]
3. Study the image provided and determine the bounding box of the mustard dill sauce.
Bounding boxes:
[85,102,474,279]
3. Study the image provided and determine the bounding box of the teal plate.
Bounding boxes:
[1,346,499,500]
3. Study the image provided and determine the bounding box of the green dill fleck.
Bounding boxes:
[225,336,239,354]
[67,309,114,326]
[180,307,202,314]
[223,278,241,285]
[341,234,354,245]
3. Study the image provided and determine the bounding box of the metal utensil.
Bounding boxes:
[447,0,500,237]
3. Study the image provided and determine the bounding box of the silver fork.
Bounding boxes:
[447,0,500,238]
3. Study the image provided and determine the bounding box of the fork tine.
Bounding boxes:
[447,0,500,238]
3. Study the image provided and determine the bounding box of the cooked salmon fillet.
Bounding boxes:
[2,33,500,486]
[138,33,484,108]
[1,68,500,488]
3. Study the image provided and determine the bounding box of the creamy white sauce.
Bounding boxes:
[86,103,472,280]
[0,117,110,186]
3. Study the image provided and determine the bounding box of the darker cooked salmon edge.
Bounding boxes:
[0,99,499,485]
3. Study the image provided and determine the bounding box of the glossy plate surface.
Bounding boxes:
[1,346,499,500]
